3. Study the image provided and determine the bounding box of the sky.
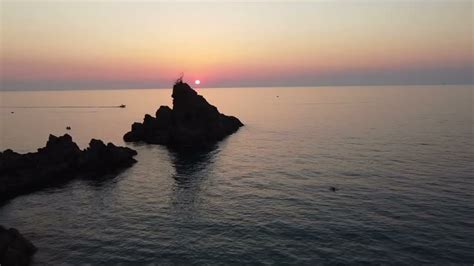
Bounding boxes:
[0,0,472,90]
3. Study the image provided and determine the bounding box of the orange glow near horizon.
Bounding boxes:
[1,1,472,89]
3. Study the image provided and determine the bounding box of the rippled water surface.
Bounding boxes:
[0,85,473,264]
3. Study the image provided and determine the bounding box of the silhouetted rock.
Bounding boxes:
[124,81,243,148]
[0,226,37,266]
[330,187,338,192]
[0,134,137,202]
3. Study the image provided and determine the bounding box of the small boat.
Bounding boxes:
[119,104,126,108]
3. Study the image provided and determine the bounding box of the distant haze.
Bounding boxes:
[1,1,472,90]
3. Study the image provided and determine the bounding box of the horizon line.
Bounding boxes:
[0,81,472,92]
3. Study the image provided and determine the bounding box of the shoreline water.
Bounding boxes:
[1,85,472,264]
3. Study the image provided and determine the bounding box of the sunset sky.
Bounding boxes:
[1,1,472,90]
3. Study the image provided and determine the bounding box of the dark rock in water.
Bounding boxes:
[124,80,243,148]
[66,126,71,130]
[0,226,37,266]
[0,134,137,202]
[330,187,338,192]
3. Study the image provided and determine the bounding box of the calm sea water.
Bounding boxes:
[0,85,472,264]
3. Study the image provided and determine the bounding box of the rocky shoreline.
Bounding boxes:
[0,226,37,266]
[0,134,137,203]
[0,81,244,264]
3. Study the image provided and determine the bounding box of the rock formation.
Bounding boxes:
[0,134,137,202]
[124,80,243,148]
[0,226,37,266]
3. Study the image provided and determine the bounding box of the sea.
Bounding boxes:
[0,85,472,264]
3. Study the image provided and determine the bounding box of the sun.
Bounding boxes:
[194,79,201,85]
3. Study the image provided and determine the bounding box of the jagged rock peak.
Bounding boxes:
[124,81,243,148]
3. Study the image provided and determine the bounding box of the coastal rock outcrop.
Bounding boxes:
[0,134,137,202]
[0,226,37,266]
[123,80,243,148]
